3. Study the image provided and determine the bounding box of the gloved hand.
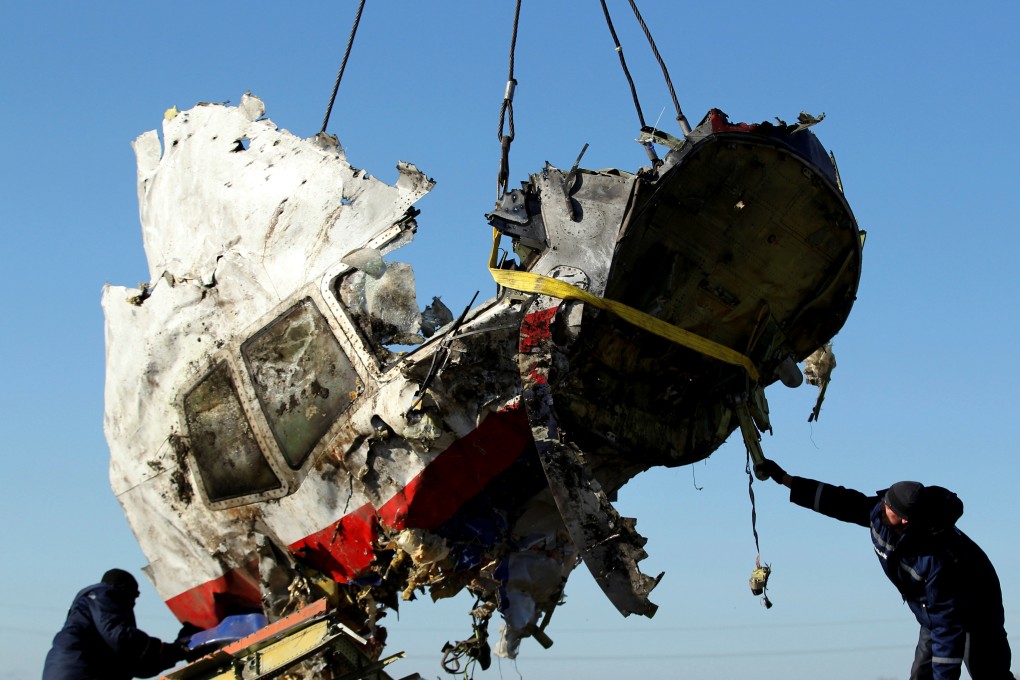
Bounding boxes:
[162,641,191,664]
[175,622,202,645]
[755,458,787,485]
[170,640,209,664]
[182,641,207,663]
[140,640,191,675]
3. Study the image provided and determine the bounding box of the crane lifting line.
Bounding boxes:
[599,0,663,168]
[496,0,522,199]
[599,0,648,129]
[320,0,367,134]
[497,0,692,195]
[313,3,755,378]
[625,0,692,135]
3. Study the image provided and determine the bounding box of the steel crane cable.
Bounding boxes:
[626,0,692,135]
[599,0,647,129]
[496,0,522,198]
[600,0,662,167]
[320,0,368,134]
[488,2,757,378]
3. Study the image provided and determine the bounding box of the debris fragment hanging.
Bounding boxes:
[805,343,837,422]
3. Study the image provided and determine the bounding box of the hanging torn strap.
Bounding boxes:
[734,401,768,478]
[487,230,760,380]
[746,449,773,608]
[745,448,762,555]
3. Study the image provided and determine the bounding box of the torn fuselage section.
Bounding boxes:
[105,94,594,674]
[487,108,863,619]
[489,165,666,619]
[104,93,863,677]
[488,110,862,470]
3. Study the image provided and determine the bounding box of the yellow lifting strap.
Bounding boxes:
[487,229,760,381]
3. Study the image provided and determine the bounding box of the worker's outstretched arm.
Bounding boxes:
[758,458,875,527]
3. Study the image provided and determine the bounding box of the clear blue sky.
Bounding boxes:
[2,2,1018,679]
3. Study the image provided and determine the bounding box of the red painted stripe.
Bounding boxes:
[518,307,556,354]
[166,562,262,629]
[378,406,530,530]
[166,407,533,629]
[708,108,760,134]
[288,502,379,583]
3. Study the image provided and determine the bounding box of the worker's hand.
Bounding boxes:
[152,640,193,670]
[175,622,202,644]
[182,642,206,663]
[755,458,787,485]
[168,640,205,664]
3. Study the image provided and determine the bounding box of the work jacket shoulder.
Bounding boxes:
[43,583,169,680]
[918,486,964,531]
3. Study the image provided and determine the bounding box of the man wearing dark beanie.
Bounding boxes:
[757,459,1012,680]
[42,568,187,679]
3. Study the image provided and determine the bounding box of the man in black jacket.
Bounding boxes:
[758,459,1012,680]
[42,569,187,680]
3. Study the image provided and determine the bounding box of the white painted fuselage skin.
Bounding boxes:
[104,95,577,657]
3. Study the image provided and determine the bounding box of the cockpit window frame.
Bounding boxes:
[240,297,364,471]
[180,356,291,510]
[177,282,378,510]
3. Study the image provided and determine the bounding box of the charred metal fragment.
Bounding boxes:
[517,289,660,617]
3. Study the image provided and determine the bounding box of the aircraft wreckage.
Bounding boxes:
[102,91,862,677]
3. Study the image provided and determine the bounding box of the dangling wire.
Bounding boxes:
[746,449,773,608]
[441,603,491,675]
[320,0,368,134]
[626,0,692,136]
[745,449,762,554]
[496,0,522,199]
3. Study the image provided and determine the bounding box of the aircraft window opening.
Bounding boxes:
[241,298,361,468]
[183,362,282,503]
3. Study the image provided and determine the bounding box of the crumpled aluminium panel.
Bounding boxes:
[102,94,590,667]
[104,93,435,610]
